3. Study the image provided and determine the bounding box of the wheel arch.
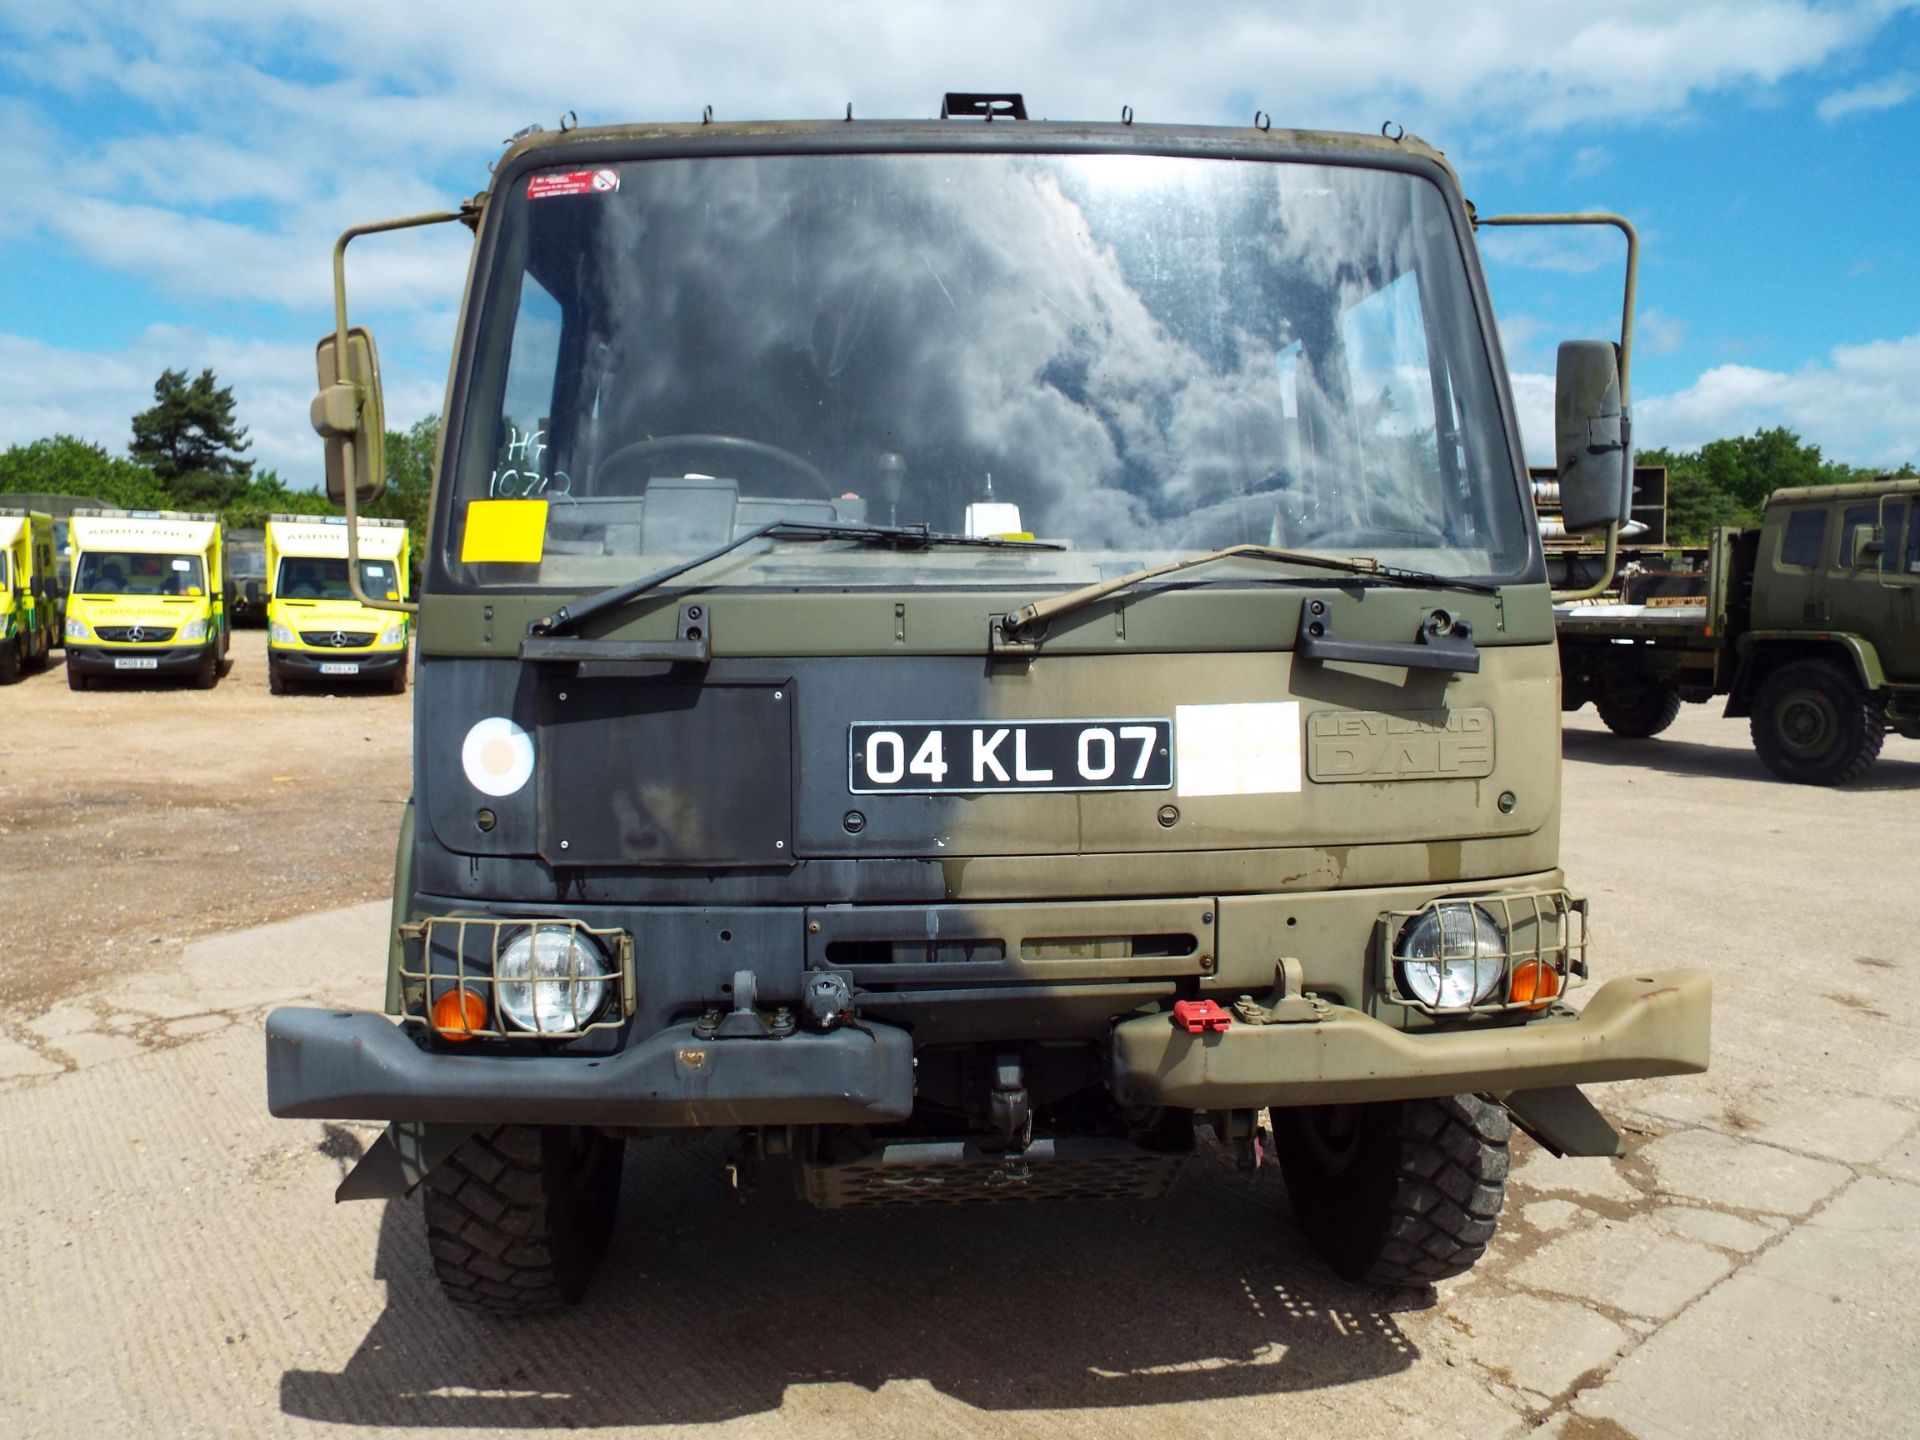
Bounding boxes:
[1724,633,1884,718]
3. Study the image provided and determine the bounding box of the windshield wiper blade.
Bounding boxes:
[999,543,1497,640]
[530,520,1061,638]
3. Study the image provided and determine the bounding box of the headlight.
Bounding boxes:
[1396,903,1507,1009]
[270,622,297,645]
[178,619,207,642]
[378,623,406,646]
[66,618,91,640]
[496,925,611,1033]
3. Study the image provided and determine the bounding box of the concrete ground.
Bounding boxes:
[2,703,1917,1438]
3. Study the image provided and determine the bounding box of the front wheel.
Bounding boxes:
[422,1125,625,1314]
[1595,681,1682,737]
[1273,1093,1509,1286]
[65,659,88,691]
[1750,658,1884,786]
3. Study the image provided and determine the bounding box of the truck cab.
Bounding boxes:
[1731,478,1920,779]
[0,507,58,682]
[63,509,229,690]
[264,514,411,694]
[267,104,1711,1312]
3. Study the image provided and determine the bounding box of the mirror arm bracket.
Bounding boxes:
[327,210,462,616]
[1475,211,1639,603]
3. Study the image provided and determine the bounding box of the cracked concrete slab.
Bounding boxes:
[1506,1213,1736,1321]
[1647,1206,1782,1254]
[1574,1177,1920,1440]
[1636,1128,1853,1217]
[0,1035,62,1080]
[1438,1293,1629,1401]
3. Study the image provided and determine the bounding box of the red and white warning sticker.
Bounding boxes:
[527,168,621,200]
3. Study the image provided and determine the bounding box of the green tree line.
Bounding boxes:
[1643,427,1917,546]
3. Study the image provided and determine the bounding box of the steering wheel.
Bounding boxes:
[595,433,834,497]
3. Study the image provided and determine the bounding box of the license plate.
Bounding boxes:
[850,719,1173,794]
[319,662,361,676]
[113,657,159,671]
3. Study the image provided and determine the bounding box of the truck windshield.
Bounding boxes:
[75,551,204,596]
[276,558,400,601]
[448,150,1527,591]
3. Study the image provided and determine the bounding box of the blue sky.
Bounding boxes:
[2,0,1917,486]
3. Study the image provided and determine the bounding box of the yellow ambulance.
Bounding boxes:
[0,507,58,682]
[264,514,410,694]
[64,509,229,690]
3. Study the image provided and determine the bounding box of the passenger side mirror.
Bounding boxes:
[1554,341,1631,533]
[312,328,387,506]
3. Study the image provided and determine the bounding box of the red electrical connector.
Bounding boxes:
[1171,999,1233,1034]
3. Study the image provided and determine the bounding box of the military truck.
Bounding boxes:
[1558,477,1920,784]
[265,96,1712,1312]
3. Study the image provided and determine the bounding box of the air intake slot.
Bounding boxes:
[1022,933,1197,961]
[825,939,1007,966]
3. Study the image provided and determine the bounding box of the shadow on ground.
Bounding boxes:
[1562,726,1920,791]
[282,1138,1426,1428]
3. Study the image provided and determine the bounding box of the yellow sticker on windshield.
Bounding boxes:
[461,499,548,564]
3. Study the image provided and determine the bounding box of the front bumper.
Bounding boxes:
[269,645,405,676]
[1111,968,1712,1110]
[267,968,1710,1129]
[265,1007,915,1126]
[66,642,212,677]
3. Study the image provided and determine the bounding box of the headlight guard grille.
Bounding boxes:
[397,916,635,1040]
[1377,889,1589,1016]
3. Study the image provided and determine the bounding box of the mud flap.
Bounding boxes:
[334,1121,475,1202]
[1501,1085,1623,1158]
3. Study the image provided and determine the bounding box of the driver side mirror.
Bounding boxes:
[1554,340,1631,533]
[1852,528,1884,567]
[312,328,387,506]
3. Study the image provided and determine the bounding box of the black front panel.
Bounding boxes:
[538,677,793,865]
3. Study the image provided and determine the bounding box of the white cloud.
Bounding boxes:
[1637,307,1690,355]
[1478,223,1631,274]
[0,329,442,485]
[1510,369,1558,467]
[1636,331,1920,467]
[1817,70,1918,122]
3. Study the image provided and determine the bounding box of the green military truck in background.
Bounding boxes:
[266,95,1712,1313]
[1558,476,1920,784]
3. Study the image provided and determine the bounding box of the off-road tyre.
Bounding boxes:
[1750,658,1884,786]
[1595,681,1682,738]
[65,659,88,691]
[1273,1093,1509,1287]
[422,1124,625,1314]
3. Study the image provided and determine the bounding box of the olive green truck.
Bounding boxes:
[1559,477,1920,784]
[265,95,1712,1312]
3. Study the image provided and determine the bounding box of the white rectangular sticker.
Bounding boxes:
[1174,702,1302,797]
